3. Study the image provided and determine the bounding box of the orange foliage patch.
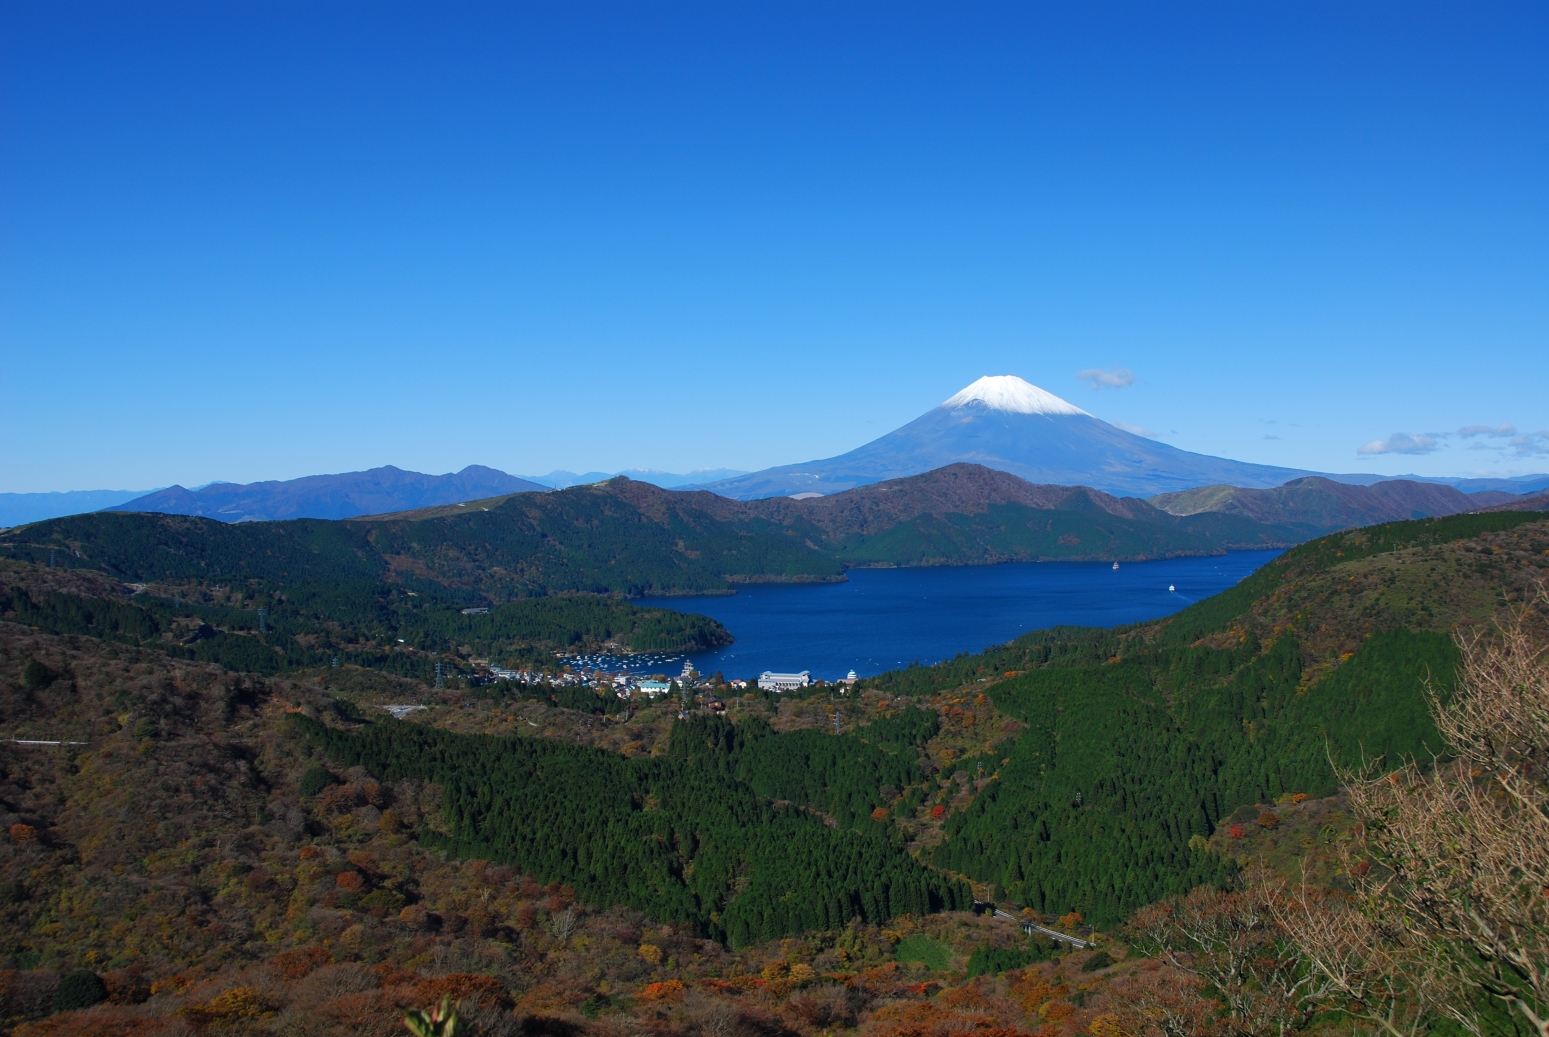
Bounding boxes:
[872,807,891,822]
[101,966,150,1006]
[335,870,366,891]
[1008,975,1068,1014]
[862,997,1030,1037]
[8,823,37,844]
[179,985,281,1025]
[414,973,510,1008]
[269,945,331,980]
[317,988,414,1035]
[636,980,686,1002]
[148,967,204,997]
[347,850,380,872]
[858,962,900,988]
[1038,1001,1073,1024]
[372,963,419,988]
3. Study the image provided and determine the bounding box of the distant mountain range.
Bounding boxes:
[15,464,1537,604]
[1150,477,1519,536]
[693,374,1549,500]
[7,375,1544,525]
[103,465,545,522]
[522,468,750,490]
[698,464,1533,565]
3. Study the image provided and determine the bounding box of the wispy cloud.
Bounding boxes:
[1357,432,1442,456]
[1262,434,1281,440]
[1076,367,1136,391]
[1458,423,1517,438]
[1509,431,1549,457]
[1112,420,1158,438]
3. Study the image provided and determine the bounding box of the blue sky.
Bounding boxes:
[3,1,1546,493]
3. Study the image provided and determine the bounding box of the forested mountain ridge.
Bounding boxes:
[0,482,845,599]
[9,466,1485,606]
[863,511,1549,926]
[0,559,731,683]
[104,464,547,522]
[719,465,1307,562]
[354,465,1310,568]
[1149,474,1516,535]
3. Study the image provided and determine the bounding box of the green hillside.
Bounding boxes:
[829,502,1295,566]
[295,707,970,948]
[867,510,1549,925]
[0,470,1316,602]
[0,562,731,680]
[0,481,844,599]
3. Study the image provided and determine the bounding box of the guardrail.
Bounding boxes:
[991,908,1093,949]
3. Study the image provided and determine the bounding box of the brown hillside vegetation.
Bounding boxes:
[1147,475,1513,532]
[5,521,1548,1035]
[0,621,1190,1036]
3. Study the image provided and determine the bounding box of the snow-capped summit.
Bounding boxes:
[694,374,1323,500]
[943,376,1089,417]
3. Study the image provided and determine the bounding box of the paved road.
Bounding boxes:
[992,909,1092,949]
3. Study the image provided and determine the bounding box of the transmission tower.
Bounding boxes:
[435,661,444,690]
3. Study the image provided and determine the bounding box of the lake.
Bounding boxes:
[665,551,1281,682]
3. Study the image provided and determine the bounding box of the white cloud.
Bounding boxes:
[1509,431,1549,457]
[1262,434,1281,440]
[1357,432,1442,456]
[1076,367,1136,390]
[1458,423,1517,438]
[1112,420,1158,438]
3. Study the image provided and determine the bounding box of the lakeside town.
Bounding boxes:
[477,655,860,703]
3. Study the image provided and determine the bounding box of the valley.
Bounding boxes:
[2,500,1545,1034]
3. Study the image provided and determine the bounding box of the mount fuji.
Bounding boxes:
[697,375,1332,500]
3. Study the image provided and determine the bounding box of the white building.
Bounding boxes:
[638,680,672,698]
[758,670,811,692]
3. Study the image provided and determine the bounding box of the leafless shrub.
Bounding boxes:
[459,993,523,1037]
[0,969,59,1019]
[285,962,379,1011]
[551,906,578,943]
[1128,879,1312,1036]
[1100,962,1220,1037]
[681,989,751,1037]
[782,983,862,1030]
[1269,591,1549,1036]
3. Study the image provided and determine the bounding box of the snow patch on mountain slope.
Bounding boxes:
[942,375,1089,417]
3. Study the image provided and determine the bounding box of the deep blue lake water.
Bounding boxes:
[664,551,1281,682]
